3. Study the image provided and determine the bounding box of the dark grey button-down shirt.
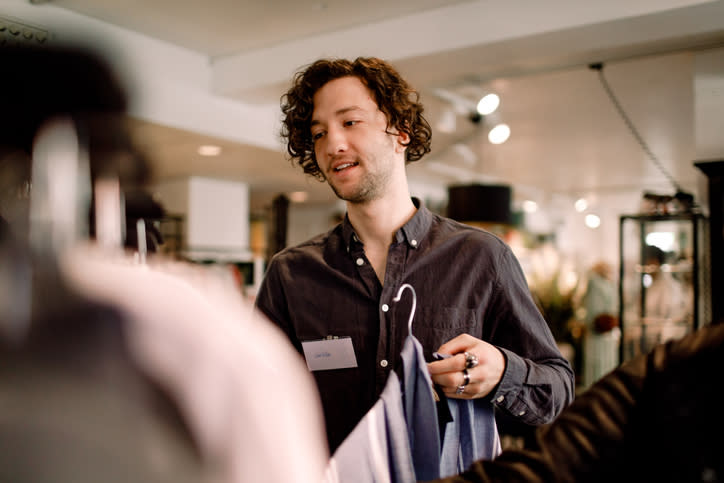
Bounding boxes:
[255,199,574,452]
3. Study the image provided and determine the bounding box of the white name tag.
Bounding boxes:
[301,337,358,371]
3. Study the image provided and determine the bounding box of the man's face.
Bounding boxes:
[310,76,407,204]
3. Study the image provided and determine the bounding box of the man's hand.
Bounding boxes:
[427,334,505,399]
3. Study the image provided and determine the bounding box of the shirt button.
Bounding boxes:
[518,410,526,416]
[410,239,418,247]
[381,304,389,312]
[356,257,364,266]
[380,359,388,368]
[496,395,504,403]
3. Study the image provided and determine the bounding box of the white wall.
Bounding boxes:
[187,177,249,251]
[151,178,189,216]
[695,46,724,162]
[154,176,250,255]
[286,201,345,247]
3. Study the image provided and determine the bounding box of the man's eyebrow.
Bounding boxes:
[311,106,363,127]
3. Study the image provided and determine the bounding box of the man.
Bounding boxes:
[255,57,574,452]
[425,322,724,483]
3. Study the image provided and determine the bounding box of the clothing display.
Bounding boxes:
[644,271,689,322]
[326,287,500,483]
[324,343,417,483]
[256,198,574,451]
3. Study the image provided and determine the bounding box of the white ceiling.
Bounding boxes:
[46,0,477,58]
[15,0,724,215]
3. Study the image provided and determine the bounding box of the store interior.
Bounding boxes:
[4,0,724,386]
[2,1,724,477]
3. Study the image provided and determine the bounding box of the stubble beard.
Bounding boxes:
[327,159,392,204]
[327,135,398,204]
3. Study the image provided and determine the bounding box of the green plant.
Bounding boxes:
[530,270,579,342]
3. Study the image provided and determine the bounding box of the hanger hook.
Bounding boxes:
[392,283,417,336]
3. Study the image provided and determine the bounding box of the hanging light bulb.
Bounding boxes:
[488,123,510,144]
[476,93,500,116]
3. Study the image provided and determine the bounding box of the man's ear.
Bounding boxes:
[395,130,410,152]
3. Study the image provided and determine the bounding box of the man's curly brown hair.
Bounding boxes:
[280,57,432,181]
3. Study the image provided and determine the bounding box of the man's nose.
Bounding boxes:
[325,126,348,156]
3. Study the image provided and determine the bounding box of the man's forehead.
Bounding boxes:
[313,104,362,119]
[314,76,373,102]
[312,86,380,123]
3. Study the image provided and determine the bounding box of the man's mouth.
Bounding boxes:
[333,161,359,172]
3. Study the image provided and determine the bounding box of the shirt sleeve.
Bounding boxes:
[483,247,575,426]
[254,254,300,352]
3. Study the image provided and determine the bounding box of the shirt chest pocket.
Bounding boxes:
[411,306,479,358]
[293,302,373,350]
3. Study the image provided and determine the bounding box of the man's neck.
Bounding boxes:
[346,191,416,286]
[346,191,416,247]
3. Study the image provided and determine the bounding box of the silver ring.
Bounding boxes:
[456,385,466,394]
[462,368,471,386]
[464,352,479,369]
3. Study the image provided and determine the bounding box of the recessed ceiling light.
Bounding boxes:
[288,191,308,203]
[197,145,222,156]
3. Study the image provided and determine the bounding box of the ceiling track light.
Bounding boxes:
[432,88,500,117]
[431,87,509,142]
[488,123,510,144]
[476,93,499,116]
[574,198,589,212]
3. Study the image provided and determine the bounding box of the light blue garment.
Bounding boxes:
[326,334,500,482]
[440,399,500,477]
[401,332,442,481]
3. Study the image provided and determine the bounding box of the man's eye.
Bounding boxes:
[312,131,325,141]
[344,120,359,127]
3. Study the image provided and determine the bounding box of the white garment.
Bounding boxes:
[581,272,620,387]
[645,272,689,323]
[583,328,621,388]
[61,245,329,483]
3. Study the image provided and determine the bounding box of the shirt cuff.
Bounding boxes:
[488,346,526,410]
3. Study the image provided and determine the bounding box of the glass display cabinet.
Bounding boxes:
[618,212,710,363]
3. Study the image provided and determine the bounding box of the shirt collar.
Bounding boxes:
[341,197,432,251]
